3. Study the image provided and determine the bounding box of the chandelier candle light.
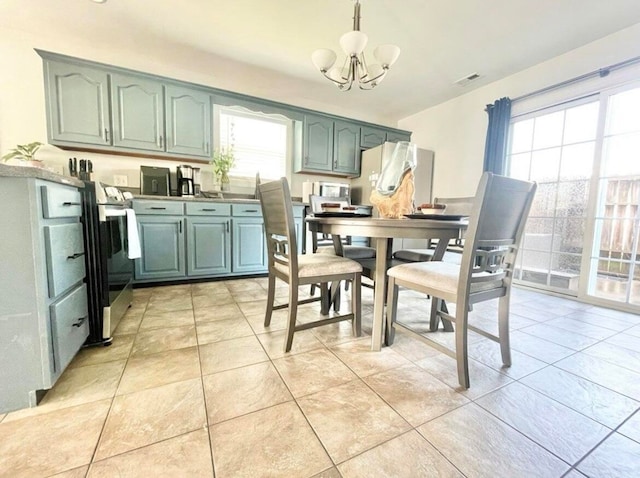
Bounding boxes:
[312,0,400,91]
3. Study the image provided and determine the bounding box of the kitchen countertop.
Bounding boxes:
[0,163,84,188]
[134,194,306,205]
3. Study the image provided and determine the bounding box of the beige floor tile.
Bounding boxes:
[224,278,263,293]
[4,361,125,422]
[577,432,640,477]
[310,320,367,347]
[195,303,244,323]
[298,380,411,464]
[113,311,144,336]
[273,348,357,398]
[237,299,269,317]
[330,338,411,378]
[618,410,640,443]
[385,331,443,362]
[192,292,236,309]
[196,317,254,344]
[521,366,639,428]
[51,465,90,477]
[191,281,229,296]
[96,378,206,460]
[210,401,332,478]
[509,330,575,363]
[148,284,191,298]
[203,362,292,424]
[69,334,135,368]
[0,400,110,477]
[566,310,637,331]
[364,364,469,426]
[256,328,325,359]
[117,346,201,395]
[468,338,548,379]
[582,341,640,373]
[244,309,289,333]
[131,324,197,356]
[199,335,269,375]
[232,288,269,302]
[139,308,195,330]
[310,468,342,478]
[564,470,588,478]
[415,353,513,399]
[605,332,640,353]
[555,353,640,400]
[519,323,600,350]
[89,429,213,477]
[418,403,569,478]
[545,316,618,340]
[476,382,610,463]
[145,295,193,313]
[338,430,463,478]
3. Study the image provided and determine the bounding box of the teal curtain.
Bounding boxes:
[483,97,512,175]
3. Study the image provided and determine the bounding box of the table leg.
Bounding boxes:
[371,237,388,351]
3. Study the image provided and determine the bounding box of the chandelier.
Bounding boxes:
[311,0,400,91]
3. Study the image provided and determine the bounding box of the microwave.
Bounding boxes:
[313,181,350,201]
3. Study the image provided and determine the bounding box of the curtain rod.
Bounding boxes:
[512,55,640,103]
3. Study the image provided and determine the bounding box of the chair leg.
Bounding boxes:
[320,282,330,315]
[440,301,454,332]
[498,293,512,367]
[284,284,299,353]
[455,303,470,389]
[429,298,440,331]
[310,283,317,296]
[264,273,276,327]
[353,273,362,337]
[333,282,341,312]
[385,277,398,346]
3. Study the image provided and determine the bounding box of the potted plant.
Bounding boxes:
[211,147,235,191]
[1,141,45,167]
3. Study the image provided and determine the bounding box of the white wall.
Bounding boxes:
[0,26,374,197]
[399,23,640,199]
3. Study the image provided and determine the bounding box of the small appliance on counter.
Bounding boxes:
[140,166,170,196]
[303,181,350,203]
[193,167,201,196]
[177,164,195,197]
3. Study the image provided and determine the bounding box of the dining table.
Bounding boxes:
[306,215,468,351]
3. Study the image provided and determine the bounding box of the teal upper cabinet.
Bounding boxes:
[110,73,164,151]
[333,120,360,176]
[386,130,412,143]
[302,114,334,172]
[165,85,212,158]
[45,61,110,146]
[360,126,387,149]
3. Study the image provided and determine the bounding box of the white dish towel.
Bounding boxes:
[125,208,142,259]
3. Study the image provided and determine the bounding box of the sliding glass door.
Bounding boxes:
[507,82,640,311]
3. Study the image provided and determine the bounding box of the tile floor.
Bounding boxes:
[1,278,640,477]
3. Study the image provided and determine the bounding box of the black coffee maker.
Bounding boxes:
[176,165,195,197]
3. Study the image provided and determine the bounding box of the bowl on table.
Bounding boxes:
[418,203,447,215]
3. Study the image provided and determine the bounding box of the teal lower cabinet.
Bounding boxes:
[135,215,186,280]
[232,217,267,273]
[187,217,231,276]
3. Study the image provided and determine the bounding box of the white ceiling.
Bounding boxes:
[4,0,640,122]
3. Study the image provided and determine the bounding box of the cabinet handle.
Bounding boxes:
[243,209,258,213]
[104,129,110,143]
[202,208,217,212]
[67,252,85,260]
[72,316,87,327]
[159,135,164,148]
[62,201,81,206]
[149,207,166,210]
[179,221,182,234]
[205,142,209,154]
[226,220,229,233]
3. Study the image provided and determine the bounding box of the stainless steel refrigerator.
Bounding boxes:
[351,142,435,250]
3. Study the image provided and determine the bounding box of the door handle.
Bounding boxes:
[149,207,166,210]
[72,316,87,327]
[243,209,258,213]
[104,129,110,143]
[226,220,230,233]
[179,221,182,234]
[159,135,164,148]
[62,202,81,206]
[67,252,85,260]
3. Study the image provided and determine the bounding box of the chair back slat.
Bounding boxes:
[460,173,537,293]
[258,178,298,272]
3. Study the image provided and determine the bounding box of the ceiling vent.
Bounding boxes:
[454,72,481,87]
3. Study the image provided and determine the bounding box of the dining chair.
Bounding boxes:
[259,178,363,352]
[392,196,475,263]
[384,172,537,388]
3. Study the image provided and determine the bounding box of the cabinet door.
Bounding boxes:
[302,114,334,172]
[333,120,361,176]
[165,85,212,158]
[110,73,164,151]
[385,130,411,143]
[232,218,268,273]
[45,61,110,145]
[186,217,231,276]
[135,216,185,280]
[360,126,386,149]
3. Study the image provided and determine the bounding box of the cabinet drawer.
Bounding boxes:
[231,204,262,217]
[186,202,230,216]
[133,200,184,215]
[41,184,82,218]
[44,223,86,298]
[50,284,89,373]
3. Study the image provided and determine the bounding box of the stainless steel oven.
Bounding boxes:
[82,182,134,345]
